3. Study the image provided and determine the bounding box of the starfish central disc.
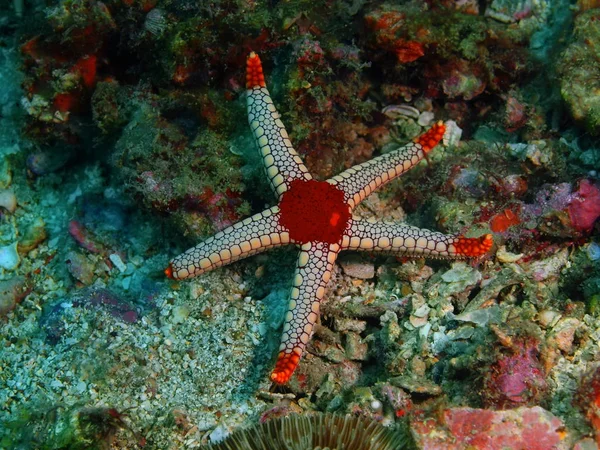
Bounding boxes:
[278,179,350,244]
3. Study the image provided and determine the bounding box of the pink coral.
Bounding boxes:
[411,406,569,450]
[576,366,600,445]
[482,338,548,409]
[568,179,600,232]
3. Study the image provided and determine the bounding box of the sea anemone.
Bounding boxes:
[203,413,410,450]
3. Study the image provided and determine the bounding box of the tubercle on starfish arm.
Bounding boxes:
[165,51,494,385]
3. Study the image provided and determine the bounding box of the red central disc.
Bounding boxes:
[278,179,350,244]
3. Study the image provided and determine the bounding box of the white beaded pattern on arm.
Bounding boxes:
[342,219,493,259]
[270,241,340,384]
[329,122,446,208]
[168,206,288,280]
[246,53,311,199]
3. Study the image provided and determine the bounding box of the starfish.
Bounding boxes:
[165,52,493,385]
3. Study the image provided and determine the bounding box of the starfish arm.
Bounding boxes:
[341,219,493,258]
[246,52,312,198]
[328,122,446,208]
[166,206,289,280]
[271,241,340,384]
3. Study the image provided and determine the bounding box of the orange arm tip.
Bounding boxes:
[246,52,266,89]
[165,263,174,279]
[415,120,446,152]
[270,351,301,384]
[455,234,493,257]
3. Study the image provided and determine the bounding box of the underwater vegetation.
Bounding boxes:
[0,0,599,448]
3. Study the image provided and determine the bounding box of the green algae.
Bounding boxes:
[558,9,600,135]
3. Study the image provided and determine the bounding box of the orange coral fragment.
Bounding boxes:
[73,55,97,88]
[271,351,301,384]
[246,52,266,89]
[21,37,42,61]
[490,209,520,232]
[395,40,424,63]
[164,263,174,279]
[414,121,445,152]
[454,234,493,257]
[173,65,191,85]
[54,93,77,113]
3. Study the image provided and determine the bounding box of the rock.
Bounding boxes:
[438,262,482,297]
[411,406,569,450]
[537,309,561,329]
[549,317,581,354]
[576,366,600,445]
[482,338,548,409]
[0,242,20,270]
[0,189,17,213]
[18,217,47,254]
[339,255,375,279]
[496,245,524,263]
[65,250,96,285]
[0,276,30,317]
[573,438,598,450]
[389,375,442,396]
[311,339,346,363]
[344,332,368,361]
[333,317,367,333]
[380,383,412,418]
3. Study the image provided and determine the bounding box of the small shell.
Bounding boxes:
[382,104,420,119]
[496,245,524,263]
[0,189,17,213]
[144,8,168,36]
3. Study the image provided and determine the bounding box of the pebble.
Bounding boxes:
[0,242,20,270]
[496,246,524,263]
[18,217,47,254]
[65,250,96,285]
[339,256,375,279]
[0,189,17,213]
[333,317,367,333]
[344,332,368,361]
[109,253,127,273]
[418,111,434,127]
[389,375,442,395]
[549,318,581,353]
[537,309,561,329]
[0,276,29,316]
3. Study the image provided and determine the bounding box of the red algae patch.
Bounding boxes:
[411,406,569,450]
